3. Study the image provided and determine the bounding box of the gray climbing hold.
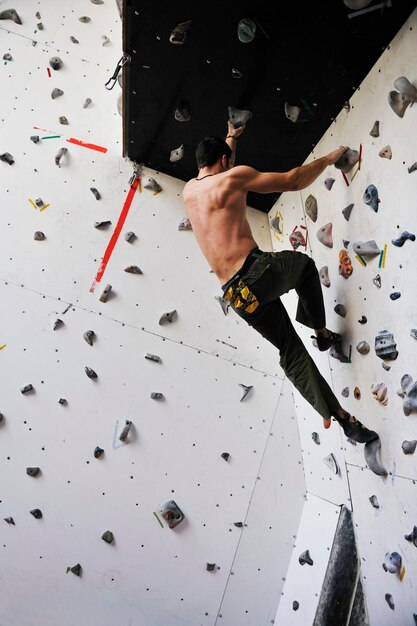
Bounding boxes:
[402,440,417,455]
[70,563,82,576]
[237,17,256,43]
[390,292,401,301]
[145,353,161,362]
[0,9,22,24]
[159,310,177,325]
[271,215,282,234]
[49,57,63,70]
[169,20,192,44]
[79,16,91,22]
[85,366,97,379]
[221,452,230,462]
[356,341,370,355]
[324,177,335,190]
[284,102,301,123]
[30,508,42,519]
[319,266,330,288]
[119,420,132,442]
[311,432,320,445]
[228,106,252,128]
[206,562,216,571]
[102,530,114,543]
[364,437,387,477]
[369,495,379,509]
[334,148,359,173]
[0,152,14,165]
[385,593,394,610]
[352,240,380,256]
[124,265,142,274]
[358,316,367,324]
[26,467,40,477]
[94,446,104,458]
[363,184,379,212]
[231,68,243,79]
[369,121,379,137]
[150,392,164,400]
[392,231,415,246]
[83,98,92,108]
[299,550,314,566]
[160,500,184,528]
[393,76,417,101]
[330,342,350,363]
[21,384,34,394]
[404,526,417,547]
[323,453,340,475]
[383,551,402,574]
[334,304,346,318]
[371,383,388,406]
[305,194,318,222]
[316,223,333,248]
[410,329,417,340]
[382,363,391,372]
[83,330,95,346]
[34,231,45,241]
[373,274,381,289]
[175,102,192,122]
[99,284,112,303]
[170,144,185,162]
[53,319,64,330]
[374,330,398,361]
[239,384,253,401]
[341,387,349,398]
[4,517,15,525]
[388,90,412,118]
[70,36,79,43]
[142,177,162,193]
[293,601,299,611]
[379,145,392,159]
[51,88,64,99]
[94,221,111,229]
[59,116,69,125]
[342,203,354,221]
[178,217,192,231]
[101,35,110,46]
[55,147,68,167]
[124,231,136,242]
[90,187,101,200]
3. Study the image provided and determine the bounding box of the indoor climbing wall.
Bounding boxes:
[271,8,417,625]
[0,3,307,626]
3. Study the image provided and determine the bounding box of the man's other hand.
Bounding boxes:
[326,146,349,165]
[227,120,245,139]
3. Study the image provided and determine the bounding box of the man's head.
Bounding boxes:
[195,136,232,170]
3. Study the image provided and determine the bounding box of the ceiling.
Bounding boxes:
[122,0,416,212]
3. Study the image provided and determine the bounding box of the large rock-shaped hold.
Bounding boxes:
[397,374,417,416]
[374,330,398,361]
[334,148,359,173]
[363,184,380,212]
[305,194,318,222]
[316,223,333,248]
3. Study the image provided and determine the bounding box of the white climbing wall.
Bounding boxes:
[0,3,306,626]
[272,8,417,625]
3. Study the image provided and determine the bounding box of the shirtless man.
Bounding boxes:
[183,121,378,445]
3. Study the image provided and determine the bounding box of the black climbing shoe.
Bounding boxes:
[336,414,378,444]
[312,330,341,352]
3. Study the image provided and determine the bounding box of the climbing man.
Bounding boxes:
[182,120,381,451]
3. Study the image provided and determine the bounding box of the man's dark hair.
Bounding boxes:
[195,136,232,169]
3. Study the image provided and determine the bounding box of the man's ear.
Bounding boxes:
[221,154,228,169]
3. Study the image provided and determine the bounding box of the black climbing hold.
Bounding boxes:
[0,152,15,165]
[404,526,417,547]
[94,446,104,458]
[221,452,230,462]
[101,530,114,543]
[358,315,367,324]
[293,601,299,611]
[392,231,415,247]
[4,517,15,525]
[58,398,67,405]
[119,420,132,442]
[233,522,243,528]
[83,330,95,346]
[26,467,40,477]
[70,563,82,576]
[206,562,216,571]
[390,292,401,301]
[385,593,394,610]
[85,366,97,379]
[299,550,313,566]
[30,508,42,519]
[21,384,34,394]
[160,500,184,529]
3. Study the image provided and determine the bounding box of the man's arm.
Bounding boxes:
[224,120,245,168]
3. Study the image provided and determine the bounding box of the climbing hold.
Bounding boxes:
[354,387,361,400]
[371,383,388,405]
[379,145,392,159]
[91,0,105,4]
[342,203,354,221]
[170,144,185,162]
[270,216,282,233]
[358,316,367,325]
[89,187,101,200]
[334,148,359,173]
[94,221,111,229]
[0,152,14,165]
[356,341,370,355]
[0,9,22,24]
[316,223,333,248]
[237,17,256,43]
[83,98,92,108]
[34,231,45,241]
[407,162,417,174]
[343,0,373,8]
[334,304,346,318]
[124,265,142,274]
[324,177,335,191]
[383,551,402,574]
[102,530,114,543]
[145,353,161,362]
[364,437,387,477]
[51,88,64,99]
[30,135,40,143]
[299,550,314,566]
[53,319,64,330]
[341,387,349,398]
[393,76,417,101]
[390,292,401,301]
[26,467,40,477]
[169,20,192,44]
[160,500,184,528]
[0,413,3,424]
[293,601,299,611]
[402,440,417,455]
[239,384,253,401]
[30,508,42,519]
[174,102,192,122]
[83,330,95,346]
[374,330,398,361]
[142,177,162,193]
[305,194,318,222]
[311,432,320,445]
[55,147,68,167]
[159,310,177,325]
[101,35,110,46]
[221,452,230,462]
[319,266,330,288]
[385,593,395,610]
[4,517,15,525]
[94,446,104,458]
[58,398,67,405]
[124,231,136,242]
[352,240,380,256]
[21,384,34,394]
[369,495,379,509]
[119,420,132,442]
[322,453,340,475]
[284,103,301,123]
[99,284,112,303]
[59,116,69,125]
[85,366,97,379]
[373,274,381,289]
[206,563,216,571]
[404,526,417,547]
[338,250,353,279]
[70,36,79,43]
[329,341,350,363]
[388,90,412,118]
[231,68,243,79]
[49,57,63,70]
[228,106,252,128]
[215,295,230,315]
[392,231,415,247]
[150,392,164,400]
[363,184,379,212]
[369,121,380,137]
[411,329,417,340]
[178,217,192,231]
[233,522,243,528]
[70,563,82,576]
[79,16,91,22]
[289,230,306,250]
[3,53,12,61]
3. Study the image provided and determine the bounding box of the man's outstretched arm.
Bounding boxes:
[224,121,245,168]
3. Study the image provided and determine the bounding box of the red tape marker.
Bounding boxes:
[90,177,140,293]
[67,137,107,153]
